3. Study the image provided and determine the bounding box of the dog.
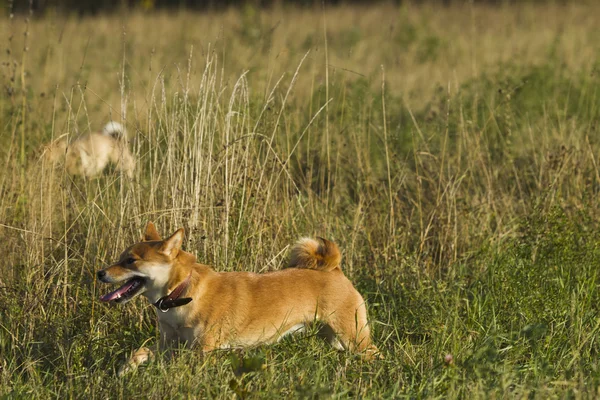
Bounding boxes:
[97,222,380,375]
[42,121,135,178]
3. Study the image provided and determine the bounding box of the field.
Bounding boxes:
[2,2,600,398]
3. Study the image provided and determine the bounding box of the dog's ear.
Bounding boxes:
[144,221,161,241]
[159,228,184,259]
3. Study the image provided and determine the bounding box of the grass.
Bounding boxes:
[2,1,600,398]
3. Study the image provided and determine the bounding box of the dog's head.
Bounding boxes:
[97,222,184,304]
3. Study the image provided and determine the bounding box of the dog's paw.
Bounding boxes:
[363,345,384,361]
[117,347,155,377]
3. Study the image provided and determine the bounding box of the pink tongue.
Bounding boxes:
[99,280,136,302]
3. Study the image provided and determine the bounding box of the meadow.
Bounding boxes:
[2,1,600,398]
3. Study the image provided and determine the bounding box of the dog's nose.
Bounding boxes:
[97,270,107,280]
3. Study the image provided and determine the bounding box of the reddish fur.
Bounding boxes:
[98,222,381,375]
[288,237,342,272]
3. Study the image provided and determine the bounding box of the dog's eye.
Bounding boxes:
[126,258,136,265]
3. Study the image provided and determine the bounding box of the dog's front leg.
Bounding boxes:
[117,323,187,375]
[117,344,157,377]
[117,340,179,376]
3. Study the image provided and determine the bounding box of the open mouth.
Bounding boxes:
[99,277,145,303]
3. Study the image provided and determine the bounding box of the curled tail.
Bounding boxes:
[289,237,342,272]
[102,121,127,139]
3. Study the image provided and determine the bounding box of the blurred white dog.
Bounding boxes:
[43,122,135,178]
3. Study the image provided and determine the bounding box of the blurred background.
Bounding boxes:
[6,0,567,15]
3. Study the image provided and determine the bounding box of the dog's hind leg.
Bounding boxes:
[323,302,382,360]
[110,144,135,178]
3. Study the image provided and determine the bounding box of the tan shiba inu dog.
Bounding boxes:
[97,222,380,375]
[43,121,135,178]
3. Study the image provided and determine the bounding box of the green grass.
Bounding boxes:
[2,2,600,398]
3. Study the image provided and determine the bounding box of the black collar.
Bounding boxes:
[153,271,193,312]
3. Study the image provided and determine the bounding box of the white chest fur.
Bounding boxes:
[156,307,198,347]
